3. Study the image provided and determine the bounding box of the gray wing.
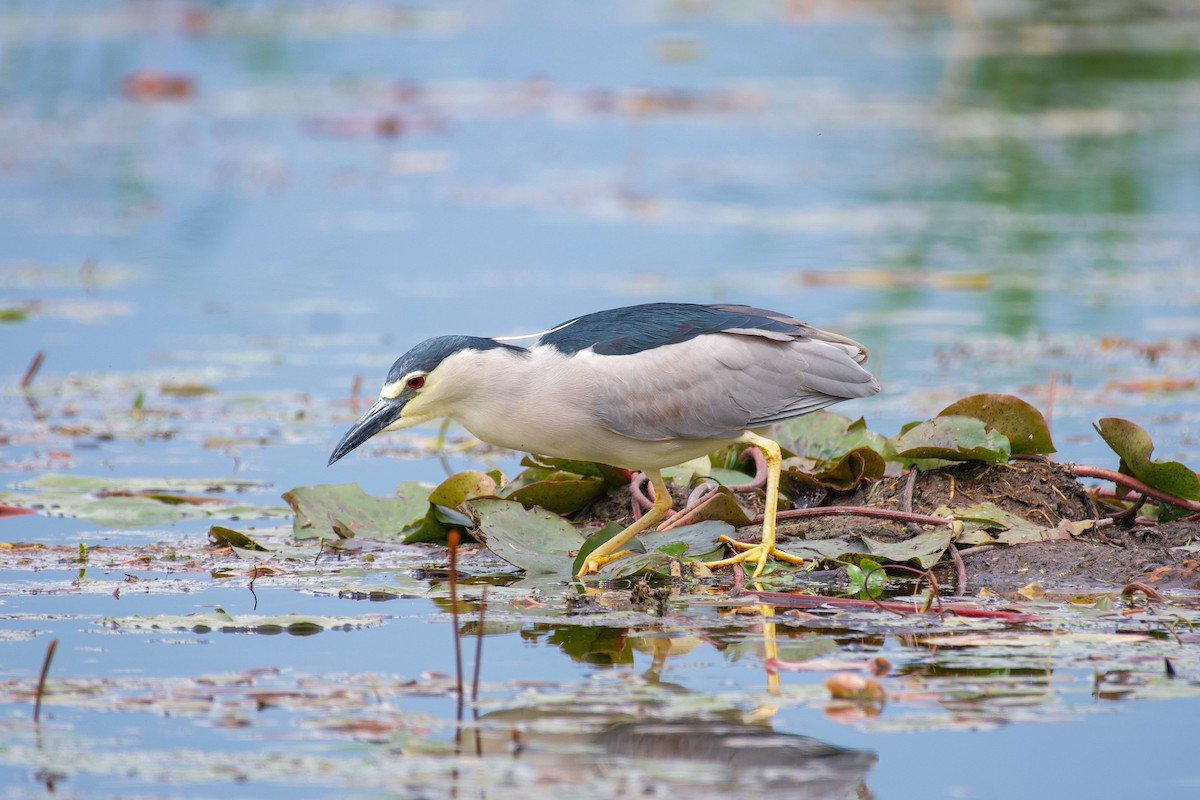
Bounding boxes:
[586,328,881,441]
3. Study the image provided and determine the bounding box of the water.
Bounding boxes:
[3,1,1200,797]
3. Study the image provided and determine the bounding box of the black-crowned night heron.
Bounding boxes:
[328,302,880,577]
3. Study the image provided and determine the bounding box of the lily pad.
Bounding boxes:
[665,488,753,527]
[282,482,433,542]
[469,497,584,575]
[860,530,952,568]
[939,394,1056,456]
[812,446,886,490]
[0,474,286,527]
[503,478,607,515]
[594,520,732,579]
[428,470,498,508]
[500,461,611,515]
[1095,417,1200,520]
[891,416,1011,464]
[207,525,268,551]
[944,502,1046,545]
[773,411,889,463]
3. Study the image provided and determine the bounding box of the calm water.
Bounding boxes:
[3,2,1200,797]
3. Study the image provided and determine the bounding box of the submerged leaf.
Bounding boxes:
[938,394,1056,455]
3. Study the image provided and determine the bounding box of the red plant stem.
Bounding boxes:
[752,506,953,527]
[1072,465,1200,513]
[948,543,967,597]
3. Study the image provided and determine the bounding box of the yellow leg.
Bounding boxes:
[703,432,793,579]
[578,469,671,577]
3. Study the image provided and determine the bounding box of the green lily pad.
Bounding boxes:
[1095,417,1200,521]
[891,416,1011,464]
[469,497,584,575]
[594,520,732,579]
[502,478,607,515]
[428,470,498,508]
[773,411,889,463]
[520,456,628,488]
[664,488,752,528]
[0,474,286,527]
[499,460,612,515]
[939,394,1056,456]
[812,446,886,490]
[860,530,952,568]
[207,525,268,551]
[282,482,433,542]
[778,536,870,563]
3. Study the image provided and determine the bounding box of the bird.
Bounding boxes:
[327,302,881,578]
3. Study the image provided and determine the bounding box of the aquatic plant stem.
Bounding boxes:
[1073,465,1200,513]
[33,638,58,723]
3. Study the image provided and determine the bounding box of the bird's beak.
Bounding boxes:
[327,398,404,466]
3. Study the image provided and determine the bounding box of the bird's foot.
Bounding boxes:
[704,535,805,578]
[577,549,633,577]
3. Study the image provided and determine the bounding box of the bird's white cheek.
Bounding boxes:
[395,392,439,426]
[382,415,417,432]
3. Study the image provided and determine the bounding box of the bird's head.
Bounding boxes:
[327,335,524,466]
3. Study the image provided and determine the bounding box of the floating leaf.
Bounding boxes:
[520,456,628,488]
[938,394,1056,455]
[501,462,610,515]
[665,488,753,528]
[207,525,267,551]
[0,474,284,527]
[846,558,887,598]
[282,482,432,542]
[503,479,606,515]
[469,497,583,575]
[812,447,886,490]
[1095,417,1200,521]
[594,520,731,579]
[891,416,1010,463]
[428,470,497,508]
[779,470,829,509]
[779,536,870,563]
[773,411,888,463]
[572,522,636,575]
[861,530,952,568]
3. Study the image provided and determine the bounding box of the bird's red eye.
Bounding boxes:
[407,376,425,390]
